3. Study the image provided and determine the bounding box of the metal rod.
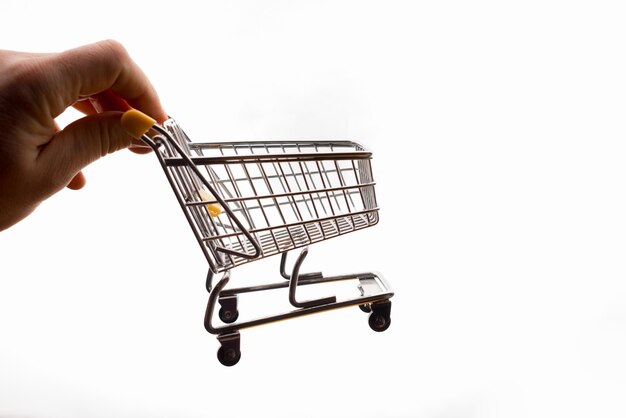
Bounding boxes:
[164,152,372,166]
[288,248,336,308]
[151,124,262,261]
[201,208,379,242]
[280,251,323,281]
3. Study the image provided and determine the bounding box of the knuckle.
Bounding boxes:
[91,116,130,158]
[97,121,114,157]
[97,39,130,61]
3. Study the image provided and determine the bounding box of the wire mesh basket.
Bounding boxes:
[158,120,379,272]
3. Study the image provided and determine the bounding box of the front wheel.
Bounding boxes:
[368,300,392,332]
[368,312,391,332]
[217,346,241,367]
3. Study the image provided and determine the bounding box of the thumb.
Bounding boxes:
[37,110,154,192]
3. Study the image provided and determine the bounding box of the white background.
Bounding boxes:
[1,1,626,417]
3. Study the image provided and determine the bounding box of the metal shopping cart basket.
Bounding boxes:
[134,115,393,366]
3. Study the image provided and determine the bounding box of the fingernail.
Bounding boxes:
[121,109,156,139]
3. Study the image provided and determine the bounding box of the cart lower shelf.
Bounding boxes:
[203,248,394,366]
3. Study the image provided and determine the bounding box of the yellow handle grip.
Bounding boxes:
[121,109,156,139]
[121,110,222,218]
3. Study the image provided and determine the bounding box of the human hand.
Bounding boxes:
[0,40,167,231]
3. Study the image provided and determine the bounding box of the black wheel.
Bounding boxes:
[359,304,372,313]
[368,312,391,332]
[217,346,241,367]
[219,307,239,323]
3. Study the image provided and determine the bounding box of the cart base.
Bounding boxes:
[203,248,393,366]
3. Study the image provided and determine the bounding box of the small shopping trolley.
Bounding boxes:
[135,116,393,366]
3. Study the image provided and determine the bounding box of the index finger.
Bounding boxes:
[42,40,168,122]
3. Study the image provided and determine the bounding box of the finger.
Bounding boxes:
[72,98,98,115]
[31,40,167,122]
[74,89,142,117]
[89,89,132,113]
[36,112,137,191]
[66,171,86,190]
[73,90,154,155]
[128,144,153,154]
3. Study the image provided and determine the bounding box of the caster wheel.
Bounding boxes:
[217,346,241,367]
[219,307,239,323]
[368,300,392,332]
[218,295,238,323]
[359,304,372,313]
[368,312,391,332]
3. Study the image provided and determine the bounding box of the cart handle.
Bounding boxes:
[121,110,262,261]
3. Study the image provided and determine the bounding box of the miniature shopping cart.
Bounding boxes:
[136,116,393,366]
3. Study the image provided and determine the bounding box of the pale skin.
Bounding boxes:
[0,40,168,231]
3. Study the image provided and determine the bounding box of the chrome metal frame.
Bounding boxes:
[140,119,393,366]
